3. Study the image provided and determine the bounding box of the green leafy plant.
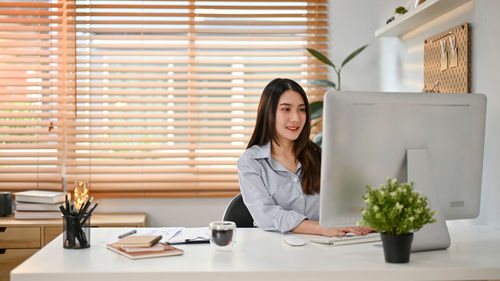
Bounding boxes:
[359,177,437,236]
[306,45,368,145]
[395,6,408,14]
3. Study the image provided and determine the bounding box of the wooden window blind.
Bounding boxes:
[0,1,75,192]
[1,0,328,197]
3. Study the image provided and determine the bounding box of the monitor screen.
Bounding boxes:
[318,91,486,250]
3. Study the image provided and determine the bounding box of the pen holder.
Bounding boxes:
[63,214,91,249]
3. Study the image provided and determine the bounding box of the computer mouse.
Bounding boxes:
[283,236,306,246]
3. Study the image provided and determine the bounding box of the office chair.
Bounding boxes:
[222,193,255,228]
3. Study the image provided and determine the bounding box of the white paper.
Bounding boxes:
[166,227,209,244]
[134,227,184,244]
[114,227,209,244]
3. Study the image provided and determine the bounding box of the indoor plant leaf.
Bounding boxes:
[306,44,368,146]
[309,79,337,89]
[341,44,368,68]
[310,101,323,120]
[313,132,322,146]
[312,119,322,127]
[306,48,337,70]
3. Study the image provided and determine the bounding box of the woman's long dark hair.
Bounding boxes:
[247,78,321,194]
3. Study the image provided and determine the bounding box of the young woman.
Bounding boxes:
[237,78,372,237]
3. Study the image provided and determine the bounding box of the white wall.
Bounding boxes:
[97,197,232,227]
[328,1,380,91]
[472,0,500,228]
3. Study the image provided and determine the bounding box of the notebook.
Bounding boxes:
[106,243,183,260]
[14,210,62,220]
[122,243,165,253]
[14,190,66,204]
[16,202,62,211]
[112,235,162,248]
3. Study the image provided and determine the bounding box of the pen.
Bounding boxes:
[78,197,93,217]
[80,201,98,225]
[168,238,209,245]
[184,238,209,244]
[118,229,137,239]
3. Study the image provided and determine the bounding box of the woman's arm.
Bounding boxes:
[291,220,373,237]
[238,154,308,233]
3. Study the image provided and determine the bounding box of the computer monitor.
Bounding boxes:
[319,91,486,251]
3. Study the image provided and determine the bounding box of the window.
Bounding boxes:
[0,0,74,191]
[1,0,328,197]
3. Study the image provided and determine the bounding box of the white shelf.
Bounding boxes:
[375,0,471,37]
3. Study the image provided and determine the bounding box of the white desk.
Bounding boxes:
[11,224,500,281]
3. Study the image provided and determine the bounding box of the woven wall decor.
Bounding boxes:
[424,22,470,93]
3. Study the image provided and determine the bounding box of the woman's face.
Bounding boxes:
[274,90,307,145]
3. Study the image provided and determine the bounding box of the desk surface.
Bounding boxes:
[11,224,500,281]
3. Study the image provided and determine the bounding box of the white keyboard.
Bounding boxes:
[311,232,381,246]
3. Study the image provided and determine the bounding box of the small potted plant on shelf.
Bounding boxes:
[394,6,408,17]
[359,177,436,263]
[386,6,408,24]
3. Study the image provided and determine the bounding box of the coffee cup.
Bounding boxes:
[209,221,236,250]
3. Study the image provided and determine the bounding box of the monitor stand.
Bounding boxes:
[407,148,451,252]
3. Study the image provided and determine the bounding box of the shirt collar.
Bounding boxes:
[251,142,302,173]
[251,141,272,159]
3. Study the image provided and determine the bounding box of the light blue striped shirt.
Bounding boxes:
[237,142,320,233]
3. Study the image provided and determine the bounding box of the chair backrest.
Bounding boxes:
[222,193,254,228]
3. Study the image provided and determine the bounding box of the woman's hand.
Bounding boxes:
[291,220,374,237]
[321,226,374,237]
[342,225,374,236]
[320,227,349,237]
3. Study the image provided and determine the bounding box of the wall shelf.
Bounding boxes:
[375,0,471,37]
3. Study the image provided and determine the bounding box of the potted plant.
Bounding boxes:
[359,177,437,263]
[394,6,408,17]
[306,45,368,145]
[386,6,408,24]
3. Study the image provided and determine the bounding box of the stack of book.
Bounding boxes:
[107,235,183,260]
[14,190,66,219]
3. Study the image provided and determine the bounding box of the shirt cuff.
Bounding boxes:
[272,211,307,233]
